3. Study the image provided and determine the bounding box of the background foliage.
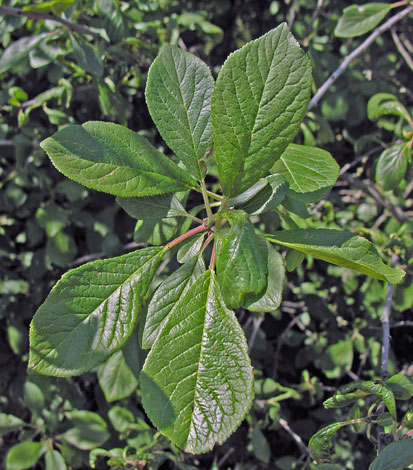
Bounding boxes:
[0,0,412,469]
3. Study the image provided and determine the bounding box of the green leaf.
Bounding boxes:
[62,410,110,450]
[230,175,289,215]
[29,247,164,376]
[252,427,271,463]
[369,439,413,470]
[272,144,339,194]
[5,441,45,470]
[45,449,67,470]
[142,256,205,349]
[24,0,74,15]
[134,217,178,246]
[386,374,413,400]
[71,36,103,77]
[23,381,45,416]
[309,422,349,463]
[376,143,410,191]
[141,270,254,453]
[98,350,139,402]
[108,406,135,433]
[244,242,284,312]
[368,93,411,123]
[117,193,188,220]
[0,33,50,74]
[215,211,267,309]
[335,3,392,38]
[40,121,198,197]
[177,233,206,263]
[211,23,312,197]
[0,413,26,437]
[146,45,214,178]
[266,229,405,283]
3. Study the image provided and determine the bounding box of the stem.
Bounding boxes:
[391,27,413,73]
[0,6,106,42]
[209,244,216,271]
[200,179,214,223]
[164,224,208,252]
[205,189,224,201]
[200,232,214,255]
[381,255,399,381]
[391,0,408,8]
[308,5,413,110]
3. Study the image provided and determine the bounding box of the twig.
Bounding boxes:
[308,5,413,110]
[0,6,106,42]
[381,255,399,381]
[217,447,234,468]
[304,0,324,42]
[249,316,264,352]
[341,173,410,223]
[279,418,311,458]
[287,0,297,28]
[391,27,413,71]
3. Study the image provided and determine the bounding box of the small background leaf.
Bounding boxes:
[335,3,392,38]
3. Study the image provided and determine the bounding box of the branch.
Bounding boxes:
[381,255,398,381]
[308,5,413,110]
[391,26,413,71]
[0,6,106,42]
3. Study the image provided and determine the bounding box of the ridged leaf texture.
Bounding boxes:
[140,270,254,453]
[215,211,268,309]
[40,121,198,197]
[141,256,205,349]
[146,45,214,178]
[29,247,163,376]
[266,229,405,284]
[211,23,312,197]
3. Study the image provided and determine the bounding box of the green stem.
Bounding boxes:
[209,244,216,271]
[163,224,208,252]
[206,189,224,201]
[200,179,214,223]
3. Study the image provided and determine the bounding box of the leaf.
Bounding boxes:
[29,247,164,376]
[97,350,139,402]
[368,93,411,123]
[309,422,349,463]
[45,449,67,470]
[244,242,284,312]
[24,0,74,15]
[211,23,312,197]
[140,270,254,453]
[71,35,103,77]
[40,121,198,198]
[5,441,45,470]
[230,175,289,215]
[376,143,410,191]
[266,229,405,284]
[215,211,268,309]
[108,406,135,433]
[335,3,392,38]
[62,410,110,450]
[0,33,50,74]
[368,439,413,470]
[272,144,339,194]
[142,256,205,349]
[146,45,214,178]
[0,413,26,437]
[117,193,188,220]
[386,374,413,400]
[23,381,45,416]
[134,217,178,246]
[252,427,271,463]
[177,233,206,263]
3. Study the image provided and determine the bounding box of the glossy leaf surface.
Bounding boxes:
[5,441,44,470]
[212,24,312,196]
[29,247,163,376]
[0,413,26,437]
[117,193,188,220]
[142,256,205,349]
[272,144,339,193]
[367,93,411,123]
[45,449,67,470]
[215,211,267,309]
[40,121,197,197]
[266,229,404,283]
[369,439,413,470]
[141,270,254,453]
[335,3,391,38]
[146,45,214,178]
[375,143,410,191]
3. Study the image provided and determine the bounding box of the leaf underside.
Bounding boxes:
[29,247,163,376]
[212,23,312,197]
[141,270,254,454]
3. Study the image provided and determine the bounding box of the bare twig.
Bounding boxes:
[287,0,297,28]
[279,418,311,458]
[304,0,324,42]
[391,27,413,71]
[381,255,399,381]
[249,315,264,352]
[308,5,413,110]
[0,6,106,42]
[341,173,410,223]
